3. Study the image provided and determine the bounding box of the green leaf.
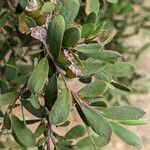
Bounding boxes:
[22,100,47,118]
[44,73,57,110]
[59,0,79,25]
[111,122,143,147]
[76,43,102,53]
[79,81,108,97]
[19,0,28,9]
[107,0,118,4]
[0,12,11,28]
[65,125,86,139]
[4,112,11,130]
[88,50,121,62]
[101,106,145,120]
[90,100,108,108]
[11,115,36,147]
[81,105,112,138]
[86,12,97,24]
[103,62,135,77]
[29,94,40,109]
[85,0,100,15]
[63,27,81,47]
[27,57,49,94]
[41,2,55,13]
[49,89,72,124]
[117,120,149,125]
[82,58,106,76]
[37,137,48,147]
[76,135,110,149]
[34,123,47,138]
[81,23,96,38]
[48,15,65,59]
[95,70,112,82]
[110,82,132,92]
[0,92,19,106]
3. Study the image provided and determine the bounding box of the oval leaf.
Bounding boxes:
[79,81,108,97]
[110,81,132,92]
[48,15,65,59]
[49,89,72,124]
[59,0,79,25]
[0,91,19,106]
[81,105,112,138]
[11,115,36,147]
[27,57,49,94]
[65,125,86,139]
[63,27,81,47]
[101,106,145,120]
[111,122,143,147]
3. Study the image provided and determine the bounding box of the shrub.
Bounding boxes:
[0,0,149,149]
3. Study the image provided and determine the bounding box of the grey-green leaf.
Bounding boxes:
[11,115,36,147]
[48,15,65,59]
[0,91,19,106]
[59,0,79,25]
[81,105,112,138]
[79,81,108,97]
[65,125,86,139]
[41,2,55,13]
[111,122,143,147]
[49,89,72,124]
[101,106,145,120]
[76,43,102,53]
[27,57,49,94]
[103,62,135,77]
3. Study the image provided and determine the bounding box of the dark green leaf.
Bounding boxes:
[65,125,86,139]
[49,89,72,124]
[44,73,57,110]
[4,112,11,130]
[27,57,49,94]
[11,115,36,147]
[110,82,132,92]
[79,81,108,97]
[63,27,81,47]
[0,92,19,106]
[22,100,47,118]
[101,106,145,120]
[111,122,143,147]
[0,12,11,28]
[48,15,65,59]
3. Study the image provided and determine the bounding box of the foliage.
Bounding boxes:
[0,0,150,149]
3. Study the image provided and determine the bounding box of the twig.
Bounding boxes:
[42,40,67,86]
